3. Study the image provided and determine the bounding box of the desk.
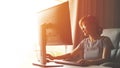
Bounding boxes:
[33,65,111,68]
[64,65,112,68]
[32,60,111,68]
[33,64,112,68]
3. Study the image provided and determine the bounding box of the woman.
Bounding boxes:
[46,15,113,66]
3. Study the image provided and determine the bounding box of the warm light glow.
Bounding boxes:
[36,0,68,11]
[0,0,68,68]
[46,46,66,56]
[0,0,38,68]
[46,45,73,56]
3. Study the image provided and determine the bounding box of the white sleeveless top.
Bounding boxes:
[77,36,113,60]
[83,38,103,60]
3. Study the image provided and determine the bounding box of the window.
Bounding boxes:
[46,45,73,56]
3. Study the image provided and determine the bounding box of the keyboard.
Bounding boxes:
[52,60,89,66]
[32,60,63,67]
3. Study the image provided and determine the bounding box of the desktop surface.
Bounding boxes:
[32,60,112,68]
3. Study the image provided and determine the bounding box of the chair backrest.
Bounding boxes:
[102,28,120,48]
[101,28,120,62]
[115,39,120,62]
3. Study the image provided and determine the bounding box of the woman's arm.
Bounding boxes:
[46,44,84,60]
[77,58,107,65]
[46,52,77,60]
[86,58,108,65]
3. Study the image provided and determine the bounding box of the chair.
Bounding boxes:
[100,28,120,68]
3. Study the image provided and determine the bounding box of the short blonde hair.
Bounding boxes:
[79,15,103,36]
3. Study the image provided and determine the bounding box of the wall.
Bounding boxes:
[69,0,120,48]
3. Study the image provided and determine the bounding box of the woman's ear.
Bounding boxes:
[98,26,103,35]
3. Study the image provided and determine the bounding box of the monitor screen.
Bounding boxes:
[38,1,72,65]
[38,1,72,45]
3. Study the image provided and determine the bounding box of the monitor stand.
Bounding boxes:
[33,25,63,67]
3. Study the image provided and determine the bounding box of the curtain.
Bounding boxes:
[69,0,119,49]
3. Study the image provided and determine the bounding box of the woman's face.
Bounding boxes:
[80,21,95,36]
[80,22,89,36]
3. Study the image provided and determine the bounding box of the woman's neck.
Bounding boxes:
[89,35,101,42]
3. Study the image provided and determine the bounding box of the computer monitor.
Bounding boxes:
[34,1,72,67]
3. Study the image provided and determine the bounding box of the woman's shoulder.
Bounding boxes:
[100,36,111,41]
[100,36,112,44]
[100,36,114,49]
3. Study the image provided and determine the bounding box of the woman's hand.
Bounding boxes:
[77,59,89,66]
[46,54,55,60]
